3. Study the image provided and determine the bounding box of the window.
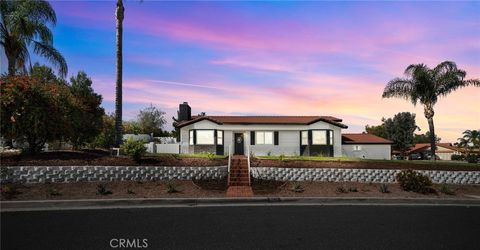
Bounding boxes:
[312,130,327,145]
[329,130,334,145]
[196,130,215,145]
[256,131,274,145]
[301,131,308,145]
[217,130,223,145]
[189,130,194,145]
[353,145,362,151]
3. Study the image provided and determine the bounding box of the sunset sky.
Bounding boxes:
[2,1,479,142]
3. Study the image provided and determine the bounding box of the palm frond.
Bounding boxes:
[33,41,68,77]
[382,78,416,103]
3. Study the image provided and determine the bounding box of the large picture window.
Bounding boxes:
[301,131,308,145]
[256,131,274,145]
[217,130,223,145]
[196,130,215,145]
[189,130,194,145]
[312,130,327,145]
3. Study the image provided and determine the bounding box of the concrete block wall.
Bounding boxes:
[1,166,228,184]
[251,167,480,185]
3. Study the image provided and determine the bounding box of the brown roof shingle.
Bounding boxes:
[342,133,393,144]
[175,116,348,128]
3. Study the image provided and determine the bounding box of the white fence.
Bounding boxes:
[144,142,180,154]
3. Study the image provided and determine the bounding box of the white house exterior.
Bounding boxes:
[174,103,347,157]
[341,133,393,160]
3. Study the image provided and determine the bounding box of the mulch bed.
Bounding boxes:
[252,158,480,171]
[0,150,227,167]
[2,180,479,201]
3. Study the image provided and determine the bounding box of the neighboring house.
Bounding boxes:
[174,102,347,157]
[341,133,393,160]
[406,143,461,161]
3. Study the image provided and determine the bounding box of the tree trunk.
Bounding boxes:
[114,0,124,147]
[424,105,436,162]
[7,54,16,76]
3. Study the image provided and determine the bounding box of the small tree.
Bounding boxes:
[92,114,116,149]
[365,119,388,139]
[68,72,105,149]
[0,75,71,153]
[384,112,417,157]
[137,104,166,136]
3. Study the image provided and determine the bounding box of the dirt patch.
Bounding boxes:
[0,151,227,167]
[1,180,228,201]
[253,158,480,171]
[264,181,480,198]
[1,180,479,201]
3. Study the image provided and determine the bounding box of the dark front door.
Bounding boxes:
[234,133,244,155]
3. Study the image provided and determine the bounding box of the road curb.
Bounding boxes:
[2,197,480,211]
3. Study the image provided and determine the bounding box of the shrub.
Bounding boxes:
[96,183,112,195]
[348,187,358,192]
[166,181,179,193]
[279,154,286,161]
[439,185,455,195]
[48,187,61,196]
[379,184,390,193]
[121,138,147,162]
[336,186,347,193]
[207,152,215,160]
[290,182,305,193]
[1,184,19,199]
[450,155,465,161]
[465,154,479,164]
[127,189,135,195]
[396,169,432,193]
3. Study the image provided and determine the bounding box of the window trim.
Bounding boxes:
[189,130,194,145]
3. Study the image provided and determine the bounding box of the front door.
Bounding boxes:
[234,133,244,155]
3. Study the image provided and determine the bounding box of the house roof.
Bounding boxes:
[341,133,393,144]
[408,143,459,153]
[175,115,348,128]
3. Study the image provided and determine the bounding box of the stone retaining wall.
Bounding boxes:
[251,167,480,185]
[1,166,228,184]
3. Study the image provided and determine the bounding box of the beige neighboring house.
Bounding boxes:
[341,133,393,160]
[408,143,462,161]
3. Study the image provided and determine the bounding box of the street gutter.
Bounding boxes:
[2,197,480,212]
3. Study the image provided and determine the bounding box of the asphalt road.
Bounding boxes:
[2,205,479,250]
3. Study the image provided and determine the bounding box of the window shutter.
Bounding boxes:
[193,129,197,145]
[250,131,255,145]
[214,130,217,145]
[308,130,312,145]
[274,131,279,145]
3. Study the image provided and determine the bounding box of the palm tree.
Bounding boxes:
[460,130,480,150]
[0,0,67,77]
[114,0,124,146]
[383,61,480,160]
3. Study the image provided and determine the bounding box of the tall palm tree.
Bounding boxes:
[114,0,124,146]
[383,61,480,160]
[0,0,67,77]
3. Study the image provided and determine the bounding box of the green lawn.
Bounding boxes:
[257,155,477,166]
[146,153,227,159]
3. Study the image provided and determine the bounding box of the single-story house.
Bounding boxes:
[406,143,461,161]
[174,102,347,157]
[341,133,393,160]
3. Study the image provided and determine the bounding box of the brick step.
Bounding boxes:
[231,172,249,177]
[229,182,250,186]
[230,176,248,182]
